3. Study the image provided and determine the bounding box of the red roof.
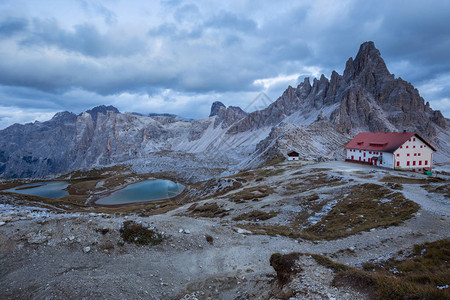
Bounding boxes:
[345,132,436,153]
[287,151,299,157]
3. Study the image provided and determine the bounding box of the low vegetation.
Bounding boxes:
[236,224,299,239]
[226,186,275,203]
[302,183,419,240]
[232,210,278,221]
[236,183,419,241]
[233,210,278,222]
[380,175,445,185]
[120,221,163,246]
[421,183,450,198]
[187,202,229,218]
[313,238,450,299]
[284,172,345,195]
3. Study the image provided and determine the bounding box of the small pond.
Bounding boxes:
[4,181,69,199]
[95,179,184,205]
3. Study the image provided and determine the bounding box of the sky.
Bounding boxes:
[0,0,449,129]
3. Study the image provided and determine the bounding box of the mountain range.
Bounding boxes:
[0,41,448,179]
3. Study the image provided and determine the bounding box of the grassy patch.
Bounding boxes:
[285,172,344,194]
[188,202,229,218]
[380,175,445,184]
[311,254,351,272]
[313,239,450,299]
[226,186,275,203]
[120,221,163,246]
[258,168,285,177]
[232,210,278,221]
[301,183,419,240]
[236,224,299,238]
[421,183,450,199]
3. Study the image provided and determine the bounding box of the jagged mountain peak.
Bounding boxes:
[82,105,120,123]
[344,41,390,81]
[209,101,226,117]
[212,102,247,128]
[50,111,77,123]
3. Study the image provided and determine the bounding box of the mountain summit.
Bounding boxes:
[0,42,448,178]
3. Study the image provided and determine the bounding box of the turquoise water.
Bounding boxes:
[96,179,184,205]
[5,181,69,199]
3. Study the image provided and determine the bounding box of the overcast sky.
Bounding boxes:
[0,0,449,129]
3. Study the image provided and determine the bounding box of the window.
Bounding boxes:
[420,145,423,148]
[369,151,372,154]
[413,169,416,172]
[400,146,403,149]
[407,161,410,166]
[425,160,428,165]
[413,146,415,148]
[407,153,410,156]
[351,155,354,160]
[359,157,361,161]
[413,161,416,166]
[396,153,399,157]
[414,153,416,156]
[409,138,411,141]
[397,161,400,167]
[406,146,409,148]
[359,150,361,153]
[418,153,421,156]
[413,138,416,141]
[419,161,422,165]
[419,169,422,171]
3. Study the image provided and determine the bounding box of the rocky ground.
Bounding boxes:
[0,161,449,299]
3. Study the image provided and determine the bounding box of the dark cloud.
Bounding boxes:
[19,18,145,57]
[0,17,28,37]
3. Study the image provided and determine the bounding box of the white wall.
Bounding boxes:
[393,135,434,171]
[346,149,394,168]
[382,153,394,169]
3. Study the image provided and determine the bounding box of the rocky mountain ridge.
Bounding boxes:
[0,41,448,178]
[229,42,445,137]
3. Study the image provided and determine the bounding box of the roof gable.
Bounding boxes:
[345,132,436,153]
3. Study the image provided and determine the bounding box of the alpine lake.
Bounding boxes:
[2,177,185,207]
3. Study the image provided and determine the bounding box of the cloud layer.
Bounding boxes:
[0,0,449,128]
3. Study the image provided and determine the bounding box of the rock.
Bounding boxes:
[234,228,252,234]
[25,232,36,239]
[28,234,48,244]
[83,246,91,253]
[184,229,191,234]
[0,216,14,223]
[68,235,75,241]
[0,221,5,226]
